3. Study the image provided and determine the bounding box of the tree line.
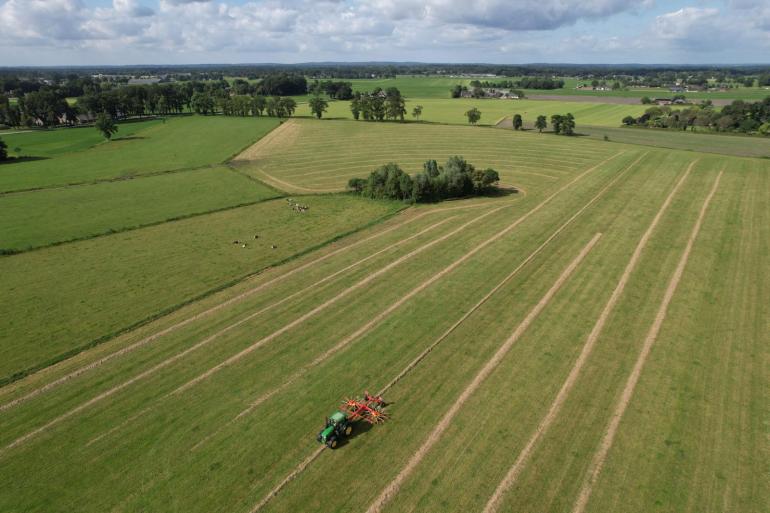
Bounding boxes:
[348,157,500,203]
[622,97,770,134]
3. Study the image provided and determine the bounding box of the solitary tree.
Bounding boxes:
[465,107,481,125]
[512,114,523,130]
[308,95,328,119]
[641,96,652,104]
[95,112,118,140]
[535,115,547,133]
[0,137,7,160]
[412,105,423,121]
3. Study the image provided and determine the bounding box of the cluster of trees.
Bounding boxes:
[350,87,406,121]
[0,136,7,161]
[622,97,770,134]
[255,73,307,96]
[550,114,576,135]
[348,157,500,203]
[451,85,525,99]
[192,93,297,117]
[308,80,353,99]
[467,77,564,90]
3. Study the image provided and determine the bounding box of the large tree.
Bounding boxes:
[512,114,523,130]
[535,115,547,133]
[95,112,118,140]
[465,107,481,125]
[309,95,328,119]
[0,136,7,160]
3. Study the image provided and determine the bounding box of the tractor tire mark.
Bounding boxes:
[365,234,602,513]
[482,158,698,513]
[571,170,723,513]
[248,446,325,513]
[0,208,434,412]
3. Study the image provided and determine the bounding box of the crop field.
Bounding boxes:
[296,97,648,127]
[0,114,766,513]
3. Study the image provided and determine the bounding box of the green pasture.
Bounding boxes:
[0,135,765,513]
[0,166,278,252]
[0,115,280,193]
[344,75,770,101]
[0,194,400,381]
[296,97,647,127]
[1,119,161,157]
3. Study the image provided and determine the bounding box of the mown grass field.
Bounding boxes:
[0,115,280,193]
[234,118,617,193]
[296,97,648,127]
[0,116,766,513]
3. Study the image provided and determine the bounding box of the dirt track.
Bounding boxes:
[365,234,602,513]
[482,158,697,513]
[571,170,723,513]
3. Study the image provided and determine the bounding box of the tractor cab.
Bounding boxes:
[317,411,351,449]
[316,392,389,449]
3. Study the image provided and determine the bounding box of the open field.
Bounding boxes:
[0,166,278,252]
[233,118,619,193]
[297,97,648,127]
[0,115,280,193]
[0,194,400,382]
[0,114,766,513]
[574,125,770,159]
[343,76,770,101]
[0,119,162,157]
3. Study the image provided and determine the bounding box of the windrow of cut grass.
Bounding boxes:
[0,194,401,382]
[0,166,278,252]
[233,119,617,193]
[0,115,280,193]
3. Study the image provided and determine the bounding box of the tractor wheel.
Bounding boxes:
[326,436,338,449]
[344,424,353,437]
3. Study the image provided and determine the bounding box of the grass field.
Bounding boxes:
[0,194,401,381]
[0,115,766,513]
[0,115,280,193]
[234,118,619,193]
[0,166,279,252]
[296,97,648,127]
[0,119,162,157]
[344,75,770,101]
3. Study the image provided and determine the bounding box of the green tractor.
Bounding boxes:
[316,411,353,449]
[317,392,388,449]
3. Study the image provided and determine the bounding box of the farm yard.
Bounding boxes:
[0,107,767,513]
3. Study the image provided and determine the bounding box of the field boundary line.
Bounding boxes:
[245,151,624,511]
[364,234,603,513]
[571,169,723,513]
[0,205,418,407]
[482,158,698,513]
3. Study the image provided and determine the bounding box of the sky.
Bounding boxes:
[0,0,769,66]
